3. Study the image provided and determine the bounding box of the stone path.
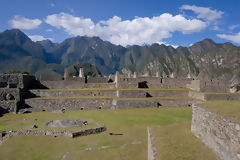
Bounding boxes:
[61,152,70,160]
[148,127,156,160]
[85,141,142,151]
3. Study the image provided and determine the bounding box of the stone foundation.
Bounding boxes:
[0,126,107,145]
[191,105,240,160]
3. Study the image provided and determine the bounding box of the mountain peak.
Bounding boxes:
[0,29,31,45]
[189,38,235,54]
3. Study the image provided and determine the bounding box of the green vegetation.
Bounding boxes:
[6,66,29,74]
[28,95,195,101]
[34,87,192,92]
[0,108,217,160]
[200,100,240,122]
[67,62,101,77]
[151,124,218,160]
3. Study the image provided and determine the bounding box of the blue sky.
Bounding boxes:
[1,0,240,47]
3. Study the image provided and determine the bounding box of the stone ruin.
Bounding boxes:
[46,120,88,128]
[0,69,240,160]
[0,68,238,115]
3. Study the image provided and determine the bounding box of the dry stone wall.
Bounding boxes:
[191,105,240,160]
[24,98,113,111]
[0,101,17,114]
[187,79,229,92]
[188,92,240,101]
[41,80,115,89]
[30,89,116,97]
[0,88,20,101]
[0,74,35,89]
[0,126,107,146]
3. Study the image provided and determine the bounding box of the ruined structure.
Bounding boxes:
[0,68,238,115]
[1,68,240,160]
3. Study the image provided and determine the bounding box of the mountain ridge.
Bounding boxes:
[0,29,239,84]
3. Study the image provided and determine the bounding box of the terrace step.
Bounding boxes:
[29,89,189,98]
[23,97,200,112]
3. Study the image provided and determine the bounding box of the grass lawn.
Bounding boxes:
[34,87,191,92]
[151,124,218,160]
[28,95,195,101]
[0,107,218,160]
[200,100,240,122]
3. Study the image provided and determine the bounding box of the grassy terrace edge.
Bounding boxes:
[31,88,192,92]
[26,96,198,101]
[199,100,240,122]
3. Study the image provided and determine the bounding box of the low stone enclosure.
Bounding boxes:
[0,126,107,146]
[192,105,240,160]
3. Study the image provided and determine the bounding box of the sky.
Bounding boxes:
[1,0,240,47]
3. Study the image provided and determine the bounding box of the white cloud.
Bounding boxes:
[28,35,53,42]
[45,12,206,46]
[180,5,224,22]
[49,3,55,7]
[157,42,179,48]
[217,32,240,44]
[9,15,42,30]
[46,29,53,32]
[229,24,240,30]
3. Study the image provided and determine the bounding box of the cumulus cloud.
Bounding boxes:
[28,35,53,42]
[229,24,240,30]
[45,12,206,46]
[180,5,224,22]
[9,15,42,30]
[217,32,240,44]
[157,42,179,48]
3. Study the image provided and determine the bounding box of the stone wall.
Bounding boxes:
[191,105,240,160]
[40,73,63,81]
[0,126,107,145]
[187,79,229,92]
[117,90,147,98]
[40,80,115,89]
[24,98,113,111]
[188,92,240,101]
[112,99,155,109]
[187,80,201,91]
[0,101,17,114]
[0,74,35,89]
[30,89,116,97]
[87,77,108,83]
[0,88,20,101]
[148,90,189,97]
[188,91,205,101]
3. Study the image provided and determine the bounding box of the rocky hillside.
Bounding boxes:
[143,39,240,85]
[0,29,239,84]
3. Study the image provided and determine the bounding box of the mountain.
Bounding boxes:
[0,29,46,60]
[0,29,64,77]
[0,29,239,84]
[66,62,102,77]
[46,36,126,74]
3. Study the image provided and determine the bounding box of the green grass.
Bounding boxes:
[151,124,218,160]
[33,87,191,92]
[200,100,240,122]
[0,108,217,160]
[27,95,195,101]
